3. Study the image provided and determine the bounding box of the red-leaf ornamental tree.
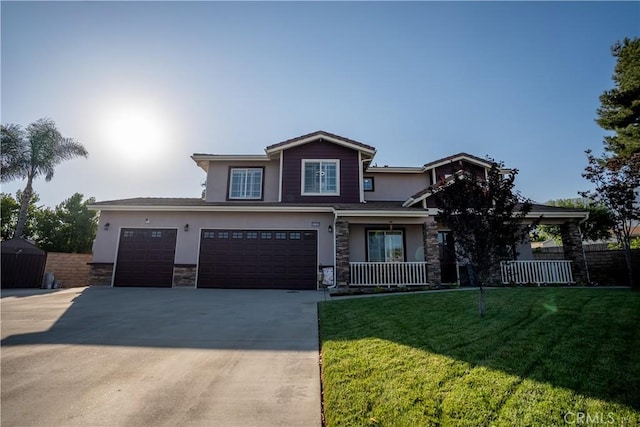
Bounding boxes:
[433,160,535,316]
[581,152,640,290]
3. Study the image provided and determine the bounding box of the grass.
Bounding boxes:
[319,288,640,426]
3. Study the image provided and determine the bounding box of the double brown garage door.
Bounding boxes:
[113,228,318,290]
[197,229,318,290]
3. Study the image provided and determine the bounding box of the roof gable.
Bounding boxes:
[265,130,376,158]
[422,152,493,171]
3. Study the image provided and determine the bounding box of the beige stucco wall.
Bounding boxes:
[93,210,335,266]
[205,160,280,202]
[363,172,429,201]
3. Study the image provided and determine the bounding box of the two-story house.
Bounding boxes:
[89,131,589,289]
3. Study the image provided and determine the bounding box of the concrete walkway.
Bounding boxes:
[1,287,325,427]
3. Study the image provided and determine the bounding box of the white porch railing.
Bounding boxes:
[500,260,574,285]
[350,262,429,287]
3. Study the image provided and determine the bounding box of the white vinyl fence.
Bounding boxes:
[500,260,574,285]
[350,262,429,287]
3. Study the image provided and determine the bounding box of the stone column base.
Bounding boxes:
[88,263,114,286]
[173,265,197,287]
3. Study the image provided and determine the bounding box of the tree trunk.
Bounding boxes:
[14,175,33,239]
[467,264,486,317]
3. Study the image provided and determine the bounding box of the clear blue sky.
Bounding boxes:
[2,1,638,207]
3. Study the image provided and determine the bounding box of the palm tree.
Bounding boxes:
[1,118,88,238]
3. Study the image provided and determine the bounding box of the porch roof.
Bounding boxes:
[527,203,589,222]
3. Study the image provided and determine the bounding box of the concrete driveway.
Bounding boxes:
[1,287,327,426]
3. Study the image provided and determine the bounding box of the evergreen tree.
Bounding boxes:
[596,37,640,158]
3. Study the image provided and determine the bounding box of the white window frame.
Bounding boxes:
[229,168,263,200]
[301,159,340,196]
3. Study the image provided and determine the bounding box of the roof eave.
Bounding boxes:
[335,209,430,218]
[367,167,424,173]
[89,204,336,213]
[191,154,273,171]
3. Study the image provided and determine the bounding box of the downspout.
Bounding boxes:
[278,152,283,202]
[359,153,367,203]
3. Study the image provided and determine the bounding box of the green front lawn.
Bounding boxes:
[319,288,640,426]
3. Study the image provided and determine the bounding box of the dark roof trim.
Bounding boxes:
[422,152,494,170]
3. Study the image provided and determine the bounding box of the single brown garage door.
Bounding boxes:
[113,228,177,287]
[197,229,317,290]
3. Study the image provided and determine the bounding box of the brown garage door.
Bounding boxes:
[114,228,177,287]
[197,229,317,290]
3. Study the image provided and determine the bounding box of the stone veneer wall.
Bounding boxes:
[422,218,441,285]
[335,219,350,286]
[173,265,197,287]
[88,263,114,286]
[560,221,588,284]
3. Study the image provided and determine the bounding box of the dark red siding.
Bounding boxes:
[281,140,360,203]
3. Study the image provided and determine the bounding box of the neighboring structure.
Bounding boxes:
[1,238,47,288]
[89,131,589,289]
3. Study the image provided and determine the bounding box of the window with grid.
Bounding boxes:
[302,160,339,195]
[229,168,263,199]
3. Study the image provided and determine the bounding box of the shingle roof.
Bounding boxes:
[265,130,376,152]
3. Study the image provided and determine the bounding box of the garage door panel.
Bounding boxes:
[114,228,177,287]
[197,229,317,290]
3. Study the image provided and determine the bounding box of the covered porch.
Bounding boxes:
[332,204,589,287]
[332,204,440,287]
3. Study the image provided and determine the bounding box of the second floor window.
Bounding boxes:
[229,168,263,200]
[363,177,374,191]
[302,160,339,195]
